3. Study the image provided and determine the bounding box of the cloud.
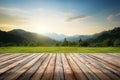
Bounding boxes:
[55,12,73,17]
[0,13,29,25]
[107,12,120,21]
[107,15,113,21]
[0,6,29,25]
[0,7,27,13]
[66,15,90,22]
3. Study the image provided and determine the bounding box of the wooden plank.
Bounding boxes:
[111,54,120,58]
[61,54,75,80]
[94,54,120,67]
[4,54,43,80]
[0,54,35,75]
[107,54,120,59]
[0,54,21,63]
[0,54,27,65]
[89,54,120,77]
[0,54,28,69]
[93,54,120,67]
[41,54,56,80]
[30,54,52,80]
[54,54,64,80]
[0,54,37,80]
[66,54,88,80]
[0,54,10,58]
[0,53,120,80]
[82,54,120,80]
[71,54,100,80]
[76,54,111,80]
[17,54,48,80]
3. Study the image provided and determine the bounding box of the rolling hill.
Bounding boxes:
[0,27,120,47]
[87,27,120,43]
[0,29,57,46]
[86,27,120,46]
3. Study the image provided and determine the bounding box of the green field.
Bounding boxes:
[0,47,120,53]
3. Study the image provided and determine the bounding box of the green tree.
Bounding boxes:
[68,41,76,46]
[102,39,112,46]
[78,38,82,46]
[0,42,4,46]
[79,38,82,42]
[62,38,68,46]
[113,39,120,47]
[80,41,89,47]
[56,42,60,46]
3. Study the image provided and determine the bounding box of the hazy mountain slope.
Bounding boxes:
[86,27,120,43]
[0,30,25,45]
[0,29,57,46]
[43,33,67,41]
[44,33,92,41]
[66,35,92,41]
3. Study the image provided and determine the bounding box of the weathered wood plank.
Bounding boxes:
[30,54,52,80]
[41,54,56,80]
[17,54,48,80]
[82,54,120,80]
[0,54,10,58]
[4,54,43,80]
[61,54,75,80]
[54,54,64,80]
[0,53,120,80]
[0,54,28,69]
[77,54,111,80]
[71,54,100,80]
[107,54,120,59]
[93,54,120,67]
[66,54,87,80]
[0,54,35,75]
[91,54,120,74]
[0,54,37,80]
[0,54,21,63]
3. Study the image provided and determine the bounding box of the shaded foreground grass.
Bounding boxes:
[0,47,120,53]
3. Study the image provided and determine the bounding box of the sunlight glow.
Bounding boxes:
[35,27,49,34]
[0,0,119,35]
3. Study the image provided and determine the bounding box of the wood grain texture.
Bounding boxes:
[0,53,120,80]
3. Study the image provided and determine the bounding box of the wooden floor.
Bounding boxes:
[0,53,120,80]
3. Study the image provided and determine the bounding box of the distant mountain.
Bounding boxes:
[0,29,57,46]
[66,35,92,42]
[86,27,120,44]
[10,29,27,33]
[0,27,120,47]
[43,33,67,41]
[43,33,92,41]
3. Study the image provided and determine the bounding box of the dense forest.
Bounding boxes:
[0,27,120,47]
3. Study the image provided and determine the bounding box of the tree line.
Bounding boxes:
[56,38,120,47]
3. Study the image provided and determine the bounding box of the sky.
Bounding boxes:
[0,0,120,35]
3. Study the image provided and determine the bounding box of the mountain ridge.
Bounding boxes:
[0,29,57,46]
[43,32,92,41]
[0,27,120,46]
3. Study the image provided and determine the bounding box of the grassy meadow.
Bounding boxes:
[0,47,120,53]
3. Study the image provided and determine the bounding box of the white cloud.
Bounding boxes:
[0,13,29,25]
[107,12,120,21]
[0,7,27,13]
[115,13,120,16]
[66,15,90,22]
[107,15,113,21]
